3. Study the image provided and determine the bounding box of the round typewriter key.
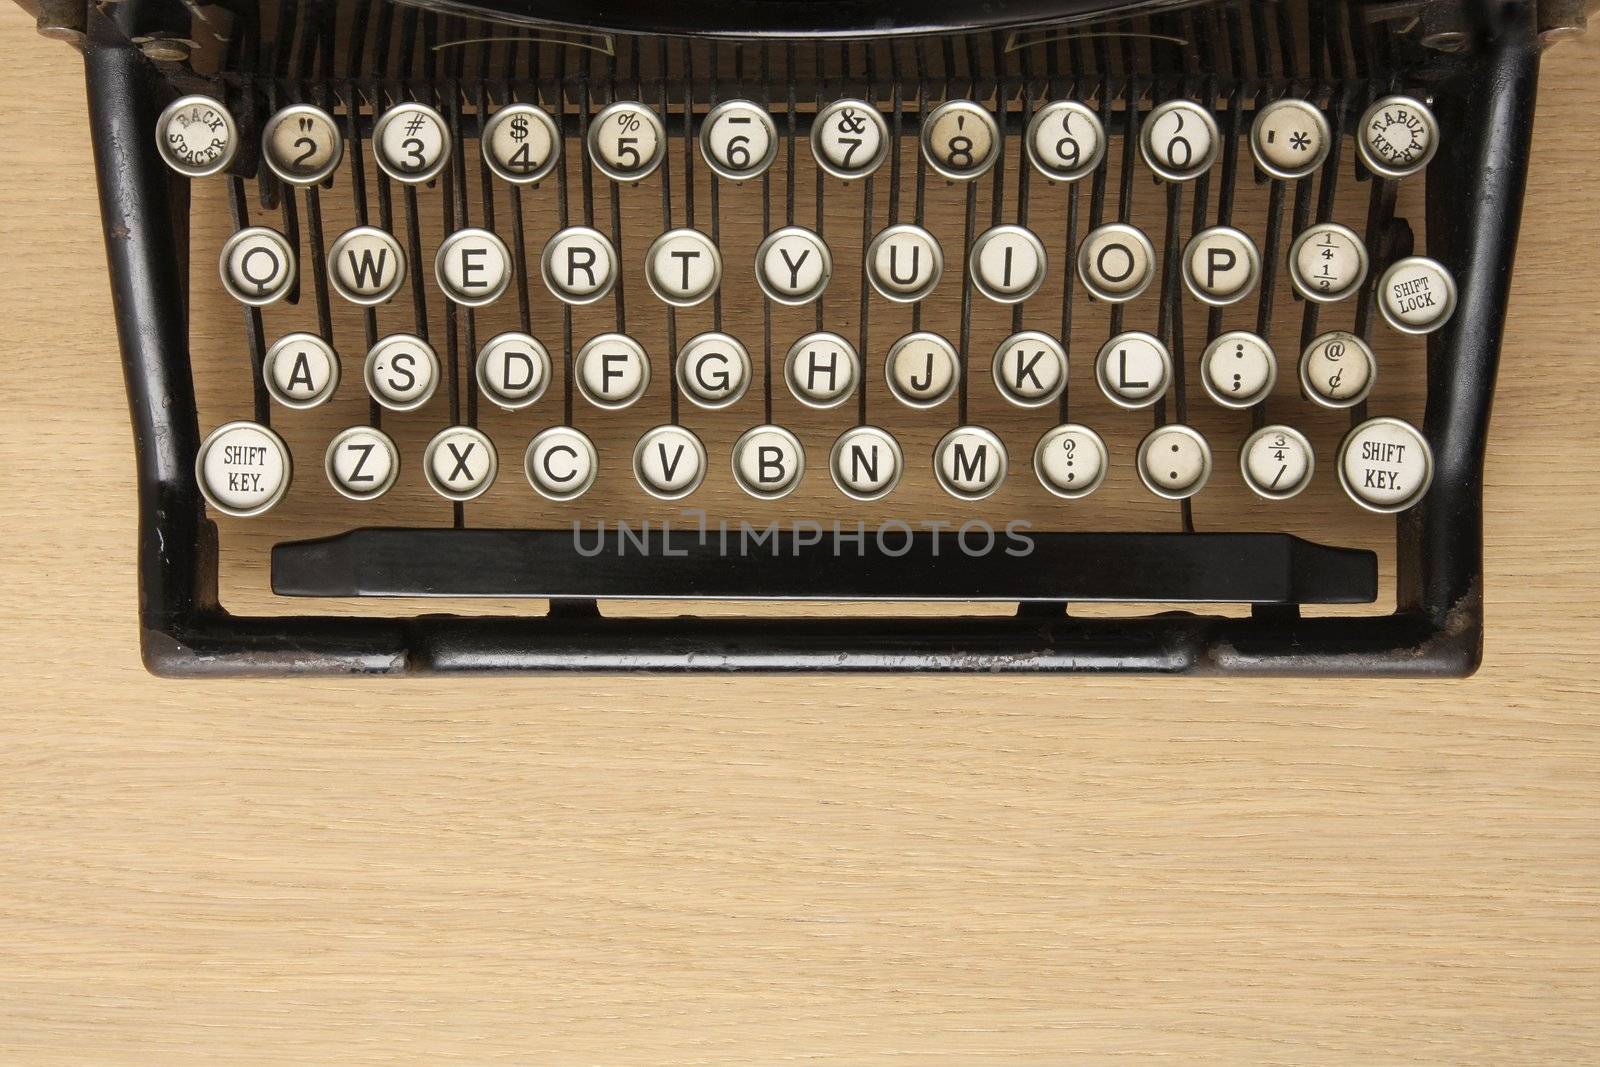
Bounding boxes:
[1300,330,1376,409]
[921,99,1000,181]
[195,420,291,518]
[424,426,497,502]
[756,226,832,305]
[1095,331,1172,409]
[1357,95,1440,179]
[263,332,340,409]
[1137,424,1212,500]
[885,332,959,409]
[324,425,400,501]
[1140,99,1220,182]
[1034,424,1109,500]
[373,101,450,184]
[475,331,550,410]
[1025,99,1105,183]
[733,425,806,500]
[1181,225,1260,306]
[525,426,599,501]
[700,99,778,181]
[1249,98,1331,180]
[220,226,296,306]
[541,225,619,305]
[1240,424,1315,501]
[364,333,440,412]
[262,103,343,186]
[785,331,860,409]
[812,98,889,180]
[865,223,943,303]
[830,425,904,501]
[575,333,651,409]
[645,228,722,307]
[156,94,238,178]
[934,425,1007,501]
[1077,222,1156,303]
[1378,256,1457,335]
[1290,221,1369,303]
[633,425,708,501]
[969,224,1047,304]
[1339,416,1434,513]
[992,331,1067,408]
[435,228,511,307]
[327,225,405,305]
[1200,330,1277,409]
[676,332,751,409]
[588,100,665,182]
[481,103,560,184]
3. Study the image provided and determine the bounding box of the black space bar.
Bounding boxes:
[271,528,1377,604]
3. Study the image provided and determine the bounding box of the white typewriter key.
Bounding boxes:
[195,420,291,518]
[885,332,959,409]
[1025,100,1105,183]
[1339,416,1434,513]
[756,226,832,305]
[785,331,860,409]
[1138,425,1213,500]
[865,224,943,303]
[1241,425,1315,501]
[327,225,405,305]
[1034,424,1109,500]
[645,228,722,307]
[262,103,343,186]
[1290,221,1369,303]
[481,103,560,184]
[830,425,904,501]
[1249,98,1332,180]
[324,425,400,501]
[922,99,1000,181]
[1300,330,1376,408]
[424,426,497,502]
[475,331,550,410]
[992,331,1067,408]
[969,224,1047,304]
[1182,225,1261,306]
[1200,330,1277,409]
[733,425,806,500]
[541,226,619,305]
[588,100,665,182]
[1077,222,1156,303]
[525,426,599,501]
[364,333,440,412]
[812,99,889,180]
[220,227,296,306]
[575,333,651,409]
[1095,331,1172,409]
[633,425,708,501]
[934,426,1007,501]
[700,99,778,181]
[156,95,238,178]
[263,332,340,409]
[1357,95,1440,179]
[1378,256,1457,335]
[1140,99,1220,182]
[373,101,450,184]
[676,332,751,409]
[435,228,511,307]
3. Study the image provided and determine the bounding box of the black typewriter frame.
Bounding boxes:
[72,0,1538,675]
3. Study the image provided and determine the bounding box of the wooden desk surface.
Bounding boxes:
[2,11,1598,1062]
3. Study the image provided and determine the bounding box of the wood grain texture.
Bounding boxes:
[1,11,1598,1062]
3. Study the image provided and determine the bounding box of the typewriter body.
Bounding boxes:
[13,0,1568,674]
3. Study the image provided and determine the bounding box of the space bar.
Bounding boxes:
[271,528,1376,604]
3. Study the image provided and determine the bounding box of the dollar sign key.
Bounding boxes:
[509,116,528,142]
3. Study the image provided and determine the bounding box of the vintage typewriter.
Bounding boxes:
[14,0,1579,674]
